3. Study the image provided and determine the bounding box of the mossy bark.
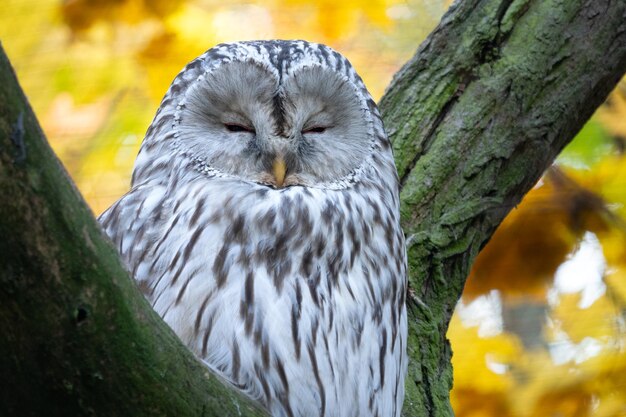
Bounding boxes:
[379,0,626,415]
[0,0,624,416]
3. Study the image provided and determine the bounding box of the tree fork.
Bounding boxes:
[0,0,625,416]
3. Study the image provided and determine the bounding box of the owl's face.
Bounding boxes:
[176,59,373,188]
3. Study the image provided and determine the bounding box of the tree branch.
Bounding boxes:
[379,0,626,415]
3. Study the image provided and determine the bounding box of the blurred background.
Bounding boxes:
[1,1,625,416]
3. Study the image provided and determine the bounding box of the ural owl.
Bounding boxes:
[100,40,407,417]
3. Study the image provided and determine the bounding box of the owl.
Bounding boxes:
[99,40,407,417]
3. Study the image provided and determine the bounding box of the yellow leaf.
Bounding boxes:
[596,79,626,138]
[605,271,626,307]
[551,293,618,343]
[448,314,521,392]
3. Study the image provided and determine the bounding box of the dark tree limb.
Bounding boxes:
[0,0,624,416]
[379,0,626,415]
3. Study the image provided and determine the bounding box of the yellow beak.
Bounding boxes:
[272,157,286,188]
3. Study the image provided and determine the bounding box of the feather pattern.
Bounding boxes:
[100,40,407,417]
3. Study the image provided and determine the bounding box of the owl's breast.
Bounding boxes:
[117,178,406,417]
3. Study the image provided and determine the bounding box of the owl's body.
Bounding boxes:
[100,40,407,417]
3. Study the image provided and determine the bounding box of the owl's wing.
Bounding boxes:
[98,183,167,290]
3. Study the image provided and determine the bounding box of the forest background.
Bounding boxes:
[1,1,625,416]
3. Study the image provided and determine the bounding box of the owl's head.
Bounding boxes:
[133,40,392,190]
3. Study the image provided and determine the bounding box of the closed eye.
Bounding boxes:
[225,123,255,134]
[302,126,327,134]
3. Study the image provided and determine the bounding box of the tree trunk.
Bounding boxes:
[380,0,626,415]
[0,1,624,417]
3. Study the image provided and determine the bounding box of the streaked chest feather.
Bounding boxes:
[102,178,407,417]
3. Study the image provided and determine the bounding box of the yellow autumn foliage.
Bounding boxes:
[465,170,609,300]
[449,314,521,392]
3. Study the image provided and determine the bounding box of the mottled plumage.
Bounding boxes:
[99,40,407,417]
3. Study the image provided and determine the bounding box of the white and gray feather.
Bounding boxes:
[100,40,407,417]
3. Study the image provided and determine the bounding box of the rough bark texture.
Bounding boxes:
[0,43,267,417]
[0,0,624,416]
[379,0,626,415]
